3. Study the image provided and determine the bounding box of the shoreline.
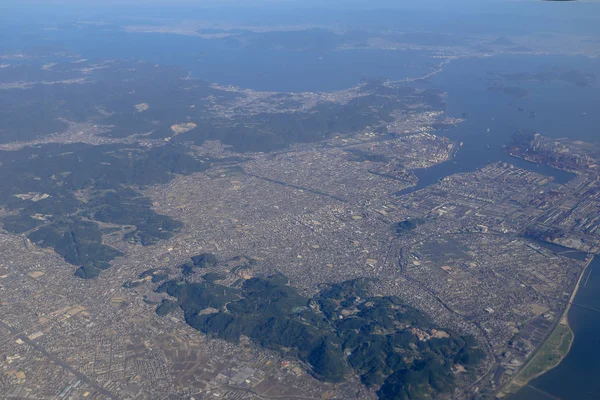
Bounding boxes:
[562,255,593,324]
[508,152,581,178]
[497,254,594,398]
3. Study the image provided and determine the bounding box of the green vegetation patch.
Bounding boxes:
[202,272,226,283]
[155,299,179,316]
[27,218,124,278]
[504,323,573,395]
[0,143,212,278]
[393,218,425,236]
[84,189,183,246]
[191,253,218,268]
[178,253,218,275]
[155,275,485,399]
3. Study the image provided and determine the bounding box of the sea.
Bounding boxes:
[509,255,600,400]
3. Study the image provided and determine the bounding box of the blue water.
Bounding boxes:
[510,256,600,400]
[422,55,600,143]
[398,54,600,193]
[2,27,434,93]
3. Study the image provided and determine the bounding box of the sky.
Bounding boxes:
[0,0,580,8]
[2,0,599,38]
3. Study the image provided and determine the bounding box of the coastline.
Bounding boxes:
[508,152,581,177]
[497,254,593,398]
[562,255,594,324]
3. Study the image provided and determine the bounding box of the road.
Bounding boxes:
[0,318,119,400]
